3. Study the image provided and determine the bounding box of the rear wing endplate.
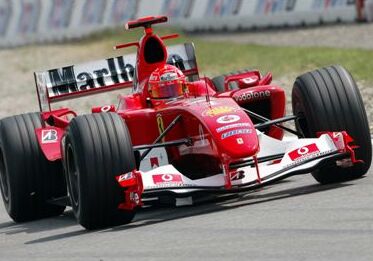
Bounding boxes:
[34,43,199,112]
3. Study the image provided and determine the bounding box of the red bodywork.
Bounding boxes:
[35,16,288,209]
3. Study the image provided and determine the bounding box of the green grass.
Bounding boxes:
[77,27,373,83]
[193,40,373,83]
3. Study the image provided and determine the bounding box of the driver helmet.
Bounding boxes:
[148,64,187,99]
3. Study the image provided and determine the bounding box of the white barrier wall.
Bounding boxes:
[0,0,359,48]
[179,0,357,31]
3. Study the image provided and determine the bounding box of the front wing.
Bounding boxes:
[117,132,354,207]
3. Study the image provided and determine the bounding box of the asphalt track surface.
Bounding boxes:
[1,151,373,261]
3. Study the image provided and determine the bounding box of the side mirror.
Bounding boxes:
[224,70,261,90]
[238,75,260,89]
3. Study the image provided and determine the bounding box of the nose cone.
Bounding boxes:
[210,111,259,159]
[183,98,260,160]
[188,99,259,160]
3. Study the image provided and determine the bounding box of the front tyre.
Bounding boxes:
[0,113,66,222]
[292,65,371,184]
[65,112,136,230]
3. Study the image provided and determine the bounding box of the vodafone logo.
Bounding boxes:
[288,144,320,161]
[216,115,240,124]
[242,76,258,85]
[161,174,173,182]
[101,105,111,112]
[152,174,183,184]
[235,90,270,102]
[297,146,309,155]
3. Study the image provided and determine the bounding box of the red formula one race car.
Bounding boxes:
[0,16,371,229]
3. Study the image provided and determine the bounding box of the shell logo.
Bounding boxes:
[203,106,236,117]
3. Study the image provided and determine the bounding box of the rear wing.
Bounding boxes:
[34,43,199,112]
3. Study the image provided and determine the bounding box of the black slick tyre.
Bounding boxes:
[0,113,66,222]
[292,65,371,184]
[65,112,136,230]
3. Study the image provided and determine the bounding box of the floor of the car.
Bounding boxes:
[171,154,222,180]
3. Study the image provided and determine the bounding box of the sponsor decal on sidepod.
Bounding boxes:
[235,90,271,102]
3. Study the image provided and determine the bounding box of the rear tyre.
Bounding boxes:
[292,65,371,184]
[0,113,66,222]
[65,112,136,230]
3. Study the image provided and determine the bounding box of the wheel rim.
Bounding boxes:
[0,148,9,203]
[66,144,79,209]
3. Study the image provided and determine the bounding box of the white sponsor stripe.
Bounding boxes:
[285,136,373,147]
